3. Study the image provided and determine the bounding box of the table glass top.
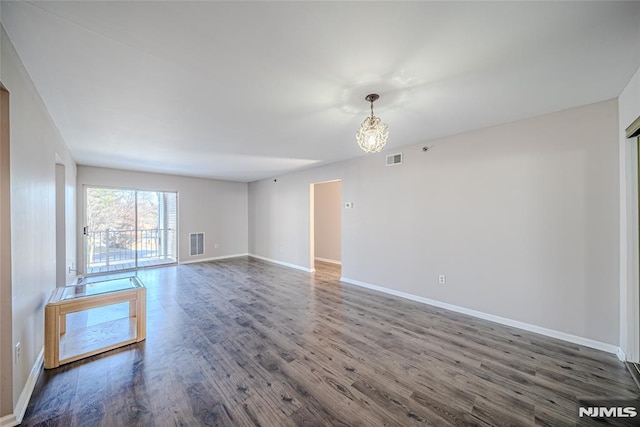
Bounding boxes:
[60,276,143,301]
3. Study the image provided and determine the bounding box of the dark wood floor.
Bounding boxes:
[22,257,638,426]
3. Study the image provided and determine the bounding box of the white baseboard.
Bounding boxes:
[340,277,621,356]
[180,253,249,265]
[314,257,342,265]
[248,254,313,273]
[0,414,16,427]
[617,347,627,362]
[1,347,44,426]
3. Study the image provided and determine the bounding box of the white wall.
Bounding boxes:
[619,65,640,362]
[55,163,66,286]
[249,100,620,347]
[1,24,77,417]
[77,166,248,267]
[314,181,341,263]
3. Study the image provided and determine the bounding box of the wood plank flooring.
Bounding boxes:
[22,257,639,426]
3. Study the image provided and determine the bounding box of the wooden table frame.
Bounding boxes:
[44,281,146,369]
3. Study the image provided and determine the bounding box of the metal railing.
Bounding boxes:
[86,228,175,269]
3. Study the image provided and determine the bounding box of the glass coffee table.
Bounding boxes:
[44,276,146,369]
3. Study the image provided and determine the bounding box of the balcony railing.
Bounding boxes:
[86,228,176,273]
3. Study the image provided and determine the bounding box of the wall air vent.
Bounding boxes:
[386,153,403,166]
[189,232,205,256]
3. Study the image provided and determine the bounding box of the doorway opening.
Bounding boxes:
[310,180,342,277]
[627,115,640,371]
[0,84,12,418]
[84,187,178,274]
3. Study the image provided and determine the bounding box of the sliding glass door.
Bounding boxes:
[84,187,177,274]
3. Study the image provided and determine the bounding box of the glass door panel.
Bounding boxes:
[85,188,136,274]
[136,191,177,268]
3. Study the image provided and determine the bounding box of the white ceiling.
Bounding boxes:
[2,1,639,182]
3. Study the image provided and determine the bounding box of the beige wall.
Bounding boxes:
[314,181,341,263]
[1,24,77,416]
[77,166,248,267]
[249,100,620,346]
[619,65,640,362]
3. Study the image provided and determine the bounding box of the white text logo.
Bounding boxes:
[578,407,637,418]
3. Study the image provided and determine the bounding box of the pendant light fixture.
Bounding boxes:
[356,93,388,153]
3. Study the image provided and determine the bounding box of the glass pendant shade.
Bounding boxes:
[356,93,388,153]
[356,115,388,153]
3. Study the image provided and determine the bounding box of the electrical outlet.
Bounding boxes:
[15,342,20,363]
[214,243,219,249]
[438,275,446,285]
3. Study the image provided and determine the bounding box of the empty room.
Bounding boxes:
[2,1,640,426]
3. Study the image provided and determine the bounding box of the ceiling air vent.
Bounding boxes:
[386,153,402,166]
[189,232,204,256]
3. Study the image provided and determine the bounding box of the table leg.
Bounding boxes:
[60,314,66,335]
[44,305,60,369]
[136,288,146,341]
